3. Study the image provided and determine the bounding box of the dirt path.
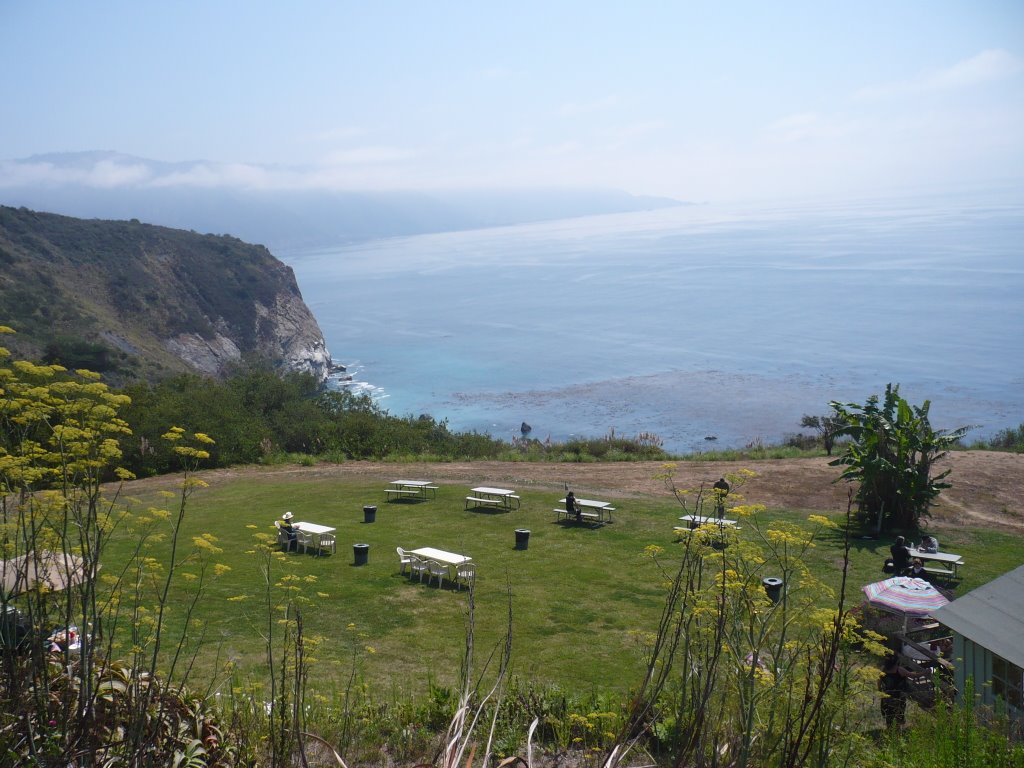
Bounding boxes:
[135,450,1024,531]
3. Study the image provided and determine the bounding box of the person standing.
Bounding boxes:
[713,477,730,519]
[878,654,915,728]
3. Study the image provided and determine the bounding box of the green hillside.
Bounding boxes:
[0,205,312,383]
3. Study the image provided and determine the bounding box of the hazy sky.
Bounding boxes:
[2,1,1023,202]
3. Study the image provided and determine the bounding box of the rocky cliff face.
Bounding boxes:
[162,271,333,380]
[0,206,333,383]
[162,290,332,379]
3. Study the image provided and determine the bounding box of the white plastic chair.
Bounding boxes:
[318,533,336,555]
[426,559,447,588]
[455,562,476,591]
[296,530,315,554]
[408,556,428,582]
[275,521,291,549]
[397,547,414,575]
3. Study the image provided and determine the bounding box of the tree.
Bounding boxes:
[0,327,234,766]
[829,384,969,531]
[611,466,883,768]
[800,413,844,456]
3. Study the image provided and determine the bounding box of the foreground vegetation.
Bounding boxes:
[117,367,1023,481]
[119,368,673,475]
[3,333,1022,766]
[971,423,1024,453]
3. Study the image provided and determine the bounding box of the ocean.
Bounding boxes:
[281,190,1024,454]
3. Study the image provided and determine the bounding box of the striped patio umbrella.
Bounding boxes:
[861,576,950,632]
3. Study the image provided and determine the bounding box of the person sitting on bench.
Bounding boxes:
[890,535,912,575]
[919,535,939,553]
[565,491,582,522]
[908,558,929,581]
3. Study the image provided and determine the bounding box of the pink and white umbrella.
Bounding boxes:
[862,576,950,632]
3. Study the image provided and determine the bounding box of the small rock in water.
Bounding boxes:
[521,421,532,435]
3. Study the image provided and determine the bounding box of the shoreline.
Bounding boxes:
[330,366,1019,454]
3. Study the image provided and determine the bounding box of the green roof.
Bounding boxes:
[932,564,1024,668]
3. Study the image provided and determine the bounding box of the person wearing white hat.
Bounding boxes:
[277,511,297,551]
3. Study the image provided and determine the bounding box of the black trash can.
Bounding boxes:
[353,543,369,566]
[762,577,784,604]
[514,529,530,550]
[363,505,377,523]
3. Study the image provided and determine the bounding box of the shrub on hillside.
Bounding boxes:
[973,423,1024,453]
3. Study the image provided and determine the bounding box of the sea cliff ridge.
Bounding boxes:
[0,205,331,383]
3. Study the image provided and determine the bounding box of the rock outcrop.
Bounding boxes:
[0,205,333,383]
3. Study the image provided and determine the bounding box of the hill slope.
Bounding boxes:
[0,206,331,383]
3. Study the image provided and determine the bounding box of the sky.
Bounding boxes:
[2,1,1023,203]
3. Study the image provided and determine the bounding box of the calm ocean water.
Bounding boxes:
[282,191,1024,454]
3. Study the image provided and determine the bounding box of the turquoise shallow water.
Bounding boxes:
[281,191,1024,453]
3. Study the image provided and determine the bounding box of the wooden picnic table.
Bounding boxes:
[896,633,954,673]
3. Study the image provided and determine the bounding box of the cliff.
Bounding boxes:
[0,206,332,383]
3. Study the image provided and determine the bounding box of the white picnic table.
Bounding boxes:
[410,547,472,581]
[385,479,438,501]
[908,547,964,577]
[557,498,615,523]
[466,487,520,510]
[293,521,336,554]
[410,547,472,567]
[678,514,738,529]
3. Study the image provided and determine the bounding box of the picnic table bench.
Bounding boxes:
[676,515,739,530]
[909,548,962,581]
[922,564,962,581]
[465,487,519,510]
[385,480,438,501]
[466,495,504,508]
[674,516,741,543]
[896,633,954,673]
[555,498,615,525]
[673,526,745,537]
[554,507,614,524]
[908,547,965,581]
[895,633,957,703]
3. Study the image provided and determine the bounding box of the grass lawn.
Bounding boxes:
[100,466,1022,700]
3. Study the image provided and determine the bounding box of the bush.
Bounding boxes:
[973,424,1024,453]
[785,432,820,451]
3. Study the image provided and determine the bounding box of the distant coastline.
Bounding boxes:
[295,193,1024,454]
[0,151,685,251]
